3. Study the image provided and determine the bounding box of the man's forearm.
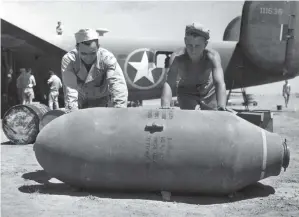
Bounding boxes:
[161,82,173,107]
[105,60,128,108]
[215,83,227,108]
[107,77,128,108]
[63,87,80,113]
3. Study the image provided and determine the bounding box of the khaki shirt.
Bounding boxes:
[48,75,62,91]
[61,47,128,112]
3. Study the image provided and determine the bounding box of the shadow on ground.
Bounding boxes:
[1,141,32,146]
[19,170,275,205]
[1,141,15,145]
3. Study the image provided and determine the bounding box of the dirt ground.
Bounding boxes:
[1,95,299,217]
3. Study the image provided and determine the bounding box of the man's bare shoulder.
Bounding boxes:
[206,48,220,59]
[205,48,221,66]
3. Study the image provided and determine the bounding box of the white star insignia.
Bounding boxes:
[128,51,155,84]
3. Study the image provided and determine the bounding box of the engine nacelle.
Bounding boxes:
[239,1,299,75]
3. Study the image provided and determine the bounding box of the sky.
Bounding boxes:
[1,0,299,95]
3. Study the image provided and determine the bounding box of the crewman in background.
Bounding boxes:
[56,21,63,35]
[16,68,36,104]
[47,70,62,110]
[282,80,291,108]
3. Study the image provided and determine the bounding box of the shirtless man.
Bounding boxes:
[161,23,227,110]
[282,80,291,108]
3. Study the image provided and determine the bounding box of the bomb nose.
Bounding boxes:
[282,139,290,171]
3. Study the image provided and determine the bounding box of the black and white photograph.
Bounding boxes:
[1,0,299,216]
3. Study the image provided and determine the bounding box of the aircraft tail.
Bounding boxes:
[239,1,299,76]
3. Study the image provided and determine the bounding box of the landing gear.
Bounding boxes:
[226,88,251,110]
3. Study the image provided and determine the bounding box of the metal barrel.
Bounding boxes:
[2,103,50,144]
[34,108,290,195]
[39,109,66,131]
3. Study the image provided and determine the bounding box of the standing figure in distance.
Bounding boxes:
[282,80,291,108]
[16,68,26,104]
[56,21,63,35]
[17,68,36,105]
[47,70,62,110]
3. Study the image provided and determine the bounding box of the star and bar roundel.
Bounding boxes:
[123,48,166,90]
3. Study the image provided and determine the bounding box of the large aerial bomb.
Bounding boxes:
[34,108,290,195]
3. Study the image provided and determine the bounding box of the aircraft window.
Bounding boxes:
[155,51,173,68]
[156,54,166,68]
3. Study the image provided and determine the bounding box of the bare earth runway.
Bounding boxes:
[1,95,299,217]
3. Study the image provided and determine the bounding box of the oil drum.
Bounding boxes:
[39,109,66,131]
[2,103,50,144]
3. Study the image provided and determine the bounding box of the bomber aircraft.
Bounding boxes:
[1,1,299,111]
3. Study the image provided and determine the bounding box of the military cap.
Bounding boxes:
[185,22,210,40]
[75,29,99,44]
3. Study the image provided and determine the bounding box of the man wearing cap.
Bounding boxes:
[161,23,227,111]
[61,29,128,113]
